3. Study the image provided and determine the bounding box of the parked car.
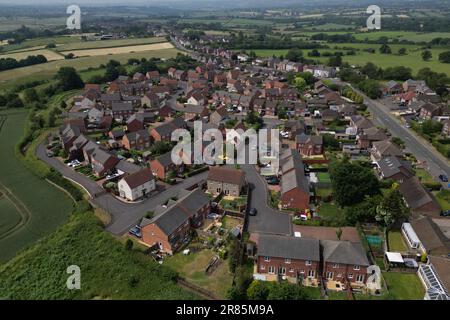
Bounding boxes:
[248,208,257,216]
[441,210,450,217]
[129,225,142,238]
[266,177,279,185]
[439,174,448,183]
[68,160,81,168]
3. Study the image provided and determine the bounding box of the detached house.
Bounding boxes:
[139,188,211,254]
[150,118,187,142]
[118,168,156,201]
[207,166,246,197]
[254,234,320,286]
[122,130,151,150]
[89,148,119,177]
[419,103,442,120]
[296,134,323,156]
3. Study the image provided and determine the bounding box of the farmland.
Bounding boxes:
[250,42,450,74]
[0,47,180,88]
[60,42,174,58]
[0,110,74,262]
[55,37,167,51]
[0,49,64,61]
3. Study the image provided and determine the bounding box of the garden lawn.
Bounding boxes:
[388,231,408,252]
[317,202,345,224]
[435,190,450,211]
[382,272,425,300]
[165,249,233,299]
[0,212,197,300]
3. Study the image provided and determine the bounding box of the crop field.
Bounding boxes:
[0,47,180,87]
[60,42,174,57]
[0,49,64,61]
[0,110,74,263]
[0,35,84,53]
[55,37,167,51]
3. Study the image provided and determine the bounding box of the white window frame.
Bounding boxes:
[308,270,315,278]
[332,263,339,269]
[264,256,270,262]
[348,273,354,279]
[354,265,360,271]
[326,272,334,280]
[305,260,312,266]
[356,274,364,283]
[268,266,275,274]
[285,258,291,264]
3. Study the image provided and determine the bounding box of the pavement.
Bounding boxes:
[36,142,208,236]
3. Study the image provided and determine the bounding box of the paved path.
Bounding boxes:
[36,142,208,235]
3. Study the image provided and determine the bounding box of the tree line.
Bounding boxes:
[0,54,47,72]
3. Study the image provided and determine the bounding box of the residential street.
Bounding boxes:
[352,87,450,181]
[36,142,208,235]
[243,164,292,236]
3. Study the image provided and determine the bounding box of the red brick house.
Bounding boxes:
[122,130,151,150]
[150,151,177,179]
[254,234,320,286]
[139,188,211,255]
[150,117,187,142]
[280,150,310,210]
[126,115,144,133]
[296,134,323,156]
[321,240,370,291]
[419,103,442,120]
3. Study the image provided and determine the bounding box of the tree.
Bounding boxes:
[297,72,315,85]
[358,79,382,99]
[267,281,311,300]
[285,48,303,62]
[22,88,39,104]
[421,50,432,61]
[330,160,381,207]
[391,137,405,149]
[323,133,340,151]
[344,195,382,225]
[0,95,6,107]
[55,67,84,91]
[293,76,307,92]
[376,188,409,227]
[308,49,321,57]
[328,55,342,67]
[439,51,450,63]
[361,62,380,80]
[379,44,392,54]
[398,48,407,55]
[247,281,270,300]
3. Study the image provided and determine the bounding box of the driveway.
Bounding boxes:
[37,141,208,235]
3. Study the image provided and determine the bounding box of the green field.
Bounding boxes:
[0,110,74,262]
[0,195,21,236]
[0,47,180,88]
[0,211,198,299]
[250,42,450,74]
[55,37,166,51]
